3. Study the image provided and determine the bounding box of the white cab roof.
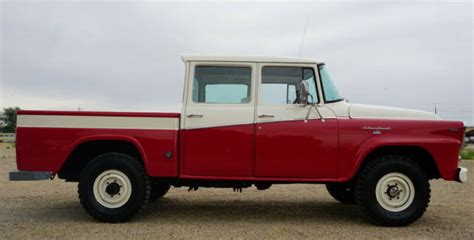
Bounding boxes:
[181,55,321,64]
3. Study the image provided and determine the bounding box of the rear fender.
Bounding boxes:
[67,135,151,174]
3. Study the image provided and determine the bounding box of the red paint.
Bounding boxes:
[180,125,254,177]
[16,127,179,177]
[16,111,464,182]
[255,119,338,178]
[17,110,180,118]
[337,119,464,181]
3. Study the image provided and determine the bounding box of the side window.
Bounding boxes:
[261,67,318,105]
[192,66,252,104]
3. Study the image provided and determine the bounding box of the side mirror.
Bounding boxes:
[299,79,324,122]
[299,80,313,105]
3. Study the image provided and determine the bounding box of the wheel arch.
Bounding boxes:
[58,136,150,181]
[352,145,441,180]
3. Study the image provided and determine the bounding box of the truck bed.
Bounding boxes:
[15,110,180,177]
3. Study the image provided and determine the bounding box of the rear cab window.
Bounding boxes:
[192,66,252,104]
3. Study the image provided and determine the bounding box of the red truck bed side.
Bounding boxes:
[15,110,180,177]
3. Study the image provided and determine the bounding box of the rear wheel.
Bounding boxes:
[355,155,430,226]
[78,153,151,222]
[325,183,355,204]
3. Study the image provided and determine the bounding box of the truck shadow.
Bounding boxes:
[20,195,363,225]
[140,197,363,224]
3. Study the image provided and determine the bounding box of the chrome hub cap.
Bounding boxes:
[93,170,132,209]
[375,173,415,212]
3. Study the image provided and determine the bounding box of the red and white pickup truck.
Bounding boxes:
[11,55,468,226]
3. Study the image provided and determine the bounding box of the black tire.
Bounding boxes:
[149,182,171,201]
[326,183,356,204]
[355,155,430,226]
[78,152,151,223]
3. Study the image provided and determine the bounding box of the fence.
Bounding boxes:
[0,133,16,143]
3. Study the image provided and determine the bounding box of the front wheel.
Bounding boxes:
[355,155,431,226]
[78,153,151,222]
[149,182,171,201]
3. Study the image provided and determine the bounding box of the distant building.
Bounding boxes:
[466,126,474,143]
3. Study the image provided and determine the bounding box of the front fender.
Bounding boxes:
[337,118,464,182]
[346,137,461,181]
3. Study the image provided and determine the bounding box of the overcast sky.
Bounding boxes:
[1,1,473,124]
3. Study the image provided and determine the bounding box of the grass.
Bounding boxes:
[4,142,15,149]
[461,147,474,160]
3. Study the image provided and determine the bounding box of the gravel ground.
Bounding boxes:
[1,143,473,239]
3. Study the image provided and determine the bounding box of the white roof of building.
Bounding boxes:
[181,55,321,64]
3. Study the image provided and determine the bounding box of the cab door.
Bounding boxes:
[181,62,257,177]
[255,63,338,178]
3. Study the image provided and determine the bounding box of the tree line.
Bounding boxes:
[0,107,20,133]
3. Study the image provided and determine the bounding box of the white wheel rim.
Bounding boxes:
[375,172,415,212]
[93,169,132,209]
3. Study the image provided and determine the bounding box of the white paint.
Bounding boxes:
[93,169,132,209]
[458,167,468,183]
[181,55,321,64]
[375,172,415,212]
[324,101,351,118]
[182,61,257,130]
[184,105,256,129]
[255,62,335,124]
[348,104,439,120]
[17,115,179,130]
[181,58,443,130]
[256,105,321,123]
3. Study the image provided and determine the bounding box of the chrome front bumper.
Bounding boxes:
[457,167,468,183]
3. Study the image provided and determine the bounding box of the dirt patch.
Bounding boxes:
[1,143,473,239]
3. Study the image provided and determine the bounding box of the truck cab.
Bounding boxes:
[181,56,338,179]
[11,55,468,226]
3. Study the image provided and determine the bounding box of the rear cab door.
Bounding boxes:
[180,61,257,178]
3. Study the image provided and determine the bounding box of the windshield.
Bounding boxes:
[318,64,343,102]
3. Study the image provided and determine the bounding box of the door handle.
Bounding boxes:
[258,114,274,118]
[187,113,203,118]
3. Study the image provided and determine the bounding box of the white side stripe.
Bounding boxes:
[17,115,179,130]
